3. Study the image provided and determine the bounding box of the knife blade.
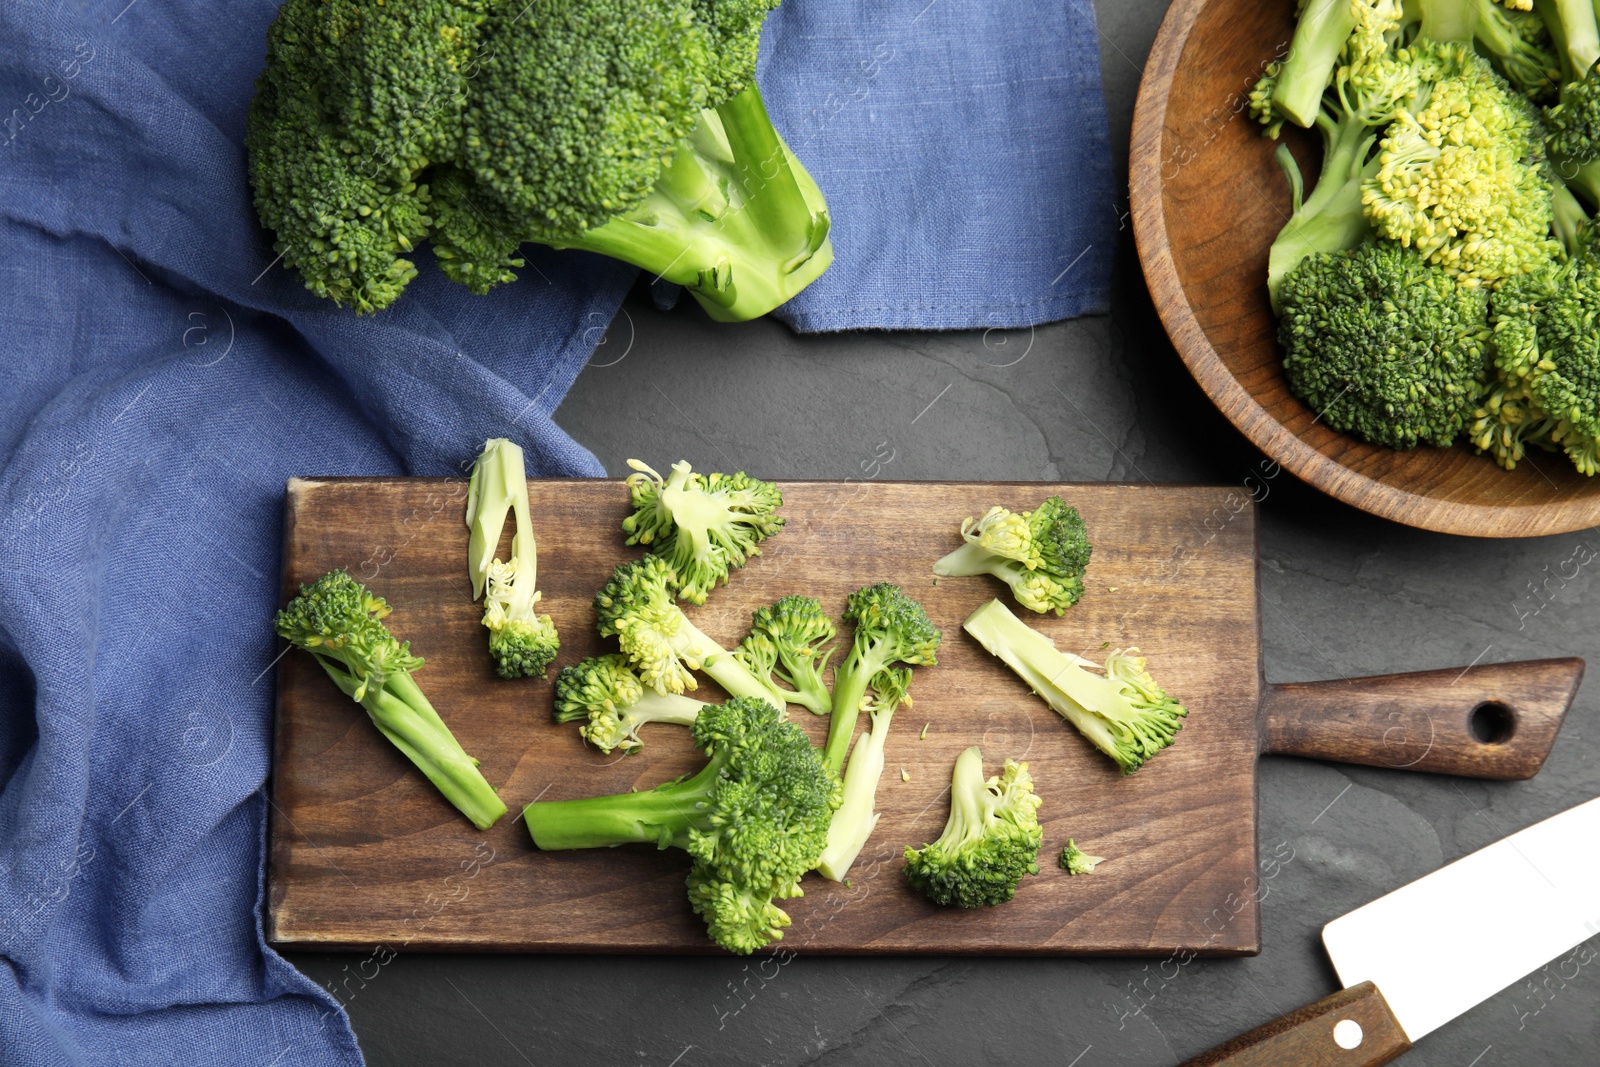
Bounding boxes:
[1179,796,1600,1066]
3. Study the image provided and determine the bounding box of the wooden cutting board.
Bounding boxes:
[268,478,1582,955]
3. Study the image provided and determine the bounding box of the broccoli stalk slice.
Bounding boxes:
[466,439,559,679]
[277,571,506,830]
[961,599,1188,776]
[1267,124,1377,311]
[1272,0,1360,127]
[544,83,832,323]
[817,669,910,882]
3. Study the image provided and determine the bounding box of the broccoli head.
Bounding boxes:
[594,556,787,708]
[821,583,941,776]
[276,570,506,829]
[903,747,1043,908]
[735,594,836,715]
[466,439,558,679]
[523,697,841,954]
[553,654,707,753]
[1277,238,1492,449]
[622,460,785,605]
[931,497,1092,616]
[246,0,832,320]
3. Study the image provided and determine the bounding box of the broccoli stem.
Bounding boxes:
[505,459,538,622]
[823,651,882,776]
[1535,0,1600,74]
[1266,120,1376,311]
[816,708,890,881]
[465,440,517,600]
[547,83,833,322]
[631,689,708,725]
[938,747,991,848]
[1417,0,1479,43]
[315,656,506,831]
[677,616,789,711]
[930,540,999,577]
[523,767,716,851]
[1555,180,1592,250]
[1272,0,1358,127]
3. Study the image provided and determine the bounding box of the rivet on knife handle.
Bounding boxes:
[1176,981,1411,1067]
[1258,657,1584,780]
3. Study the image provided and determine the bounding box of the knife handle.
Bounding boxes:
[1177,982,1411,1067]
[1259,657,1583,780]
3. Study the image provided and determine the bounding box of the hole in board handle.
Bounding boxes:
[1468,702,1516,746]
[1332,1018,1363,1050]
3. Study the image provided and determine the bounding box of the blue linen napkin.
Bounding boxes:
[0,1,1115,1064]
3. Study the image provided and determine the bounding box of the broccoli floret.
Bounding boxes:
[523,697,841,954]
[245,0,832,320]
[465,438,558,679]
[621,460,784,605]
[816,667,912,882]
[1268,1,1406,129]
[1276,238,1493,449]
[1473,2,1562,101]
[1059,839,1105,875]
[553,654,707,753]
[931,497,1092,616]
[594,556,787,708]
[275,571,506,830]
[902,747,1043,908]
[821,584,941,777]
[962,599,1188,775]
[735,595,836,715]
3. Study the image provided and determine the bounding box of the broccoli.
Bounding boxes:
[245,0,831,320]
[1472,2,1562,102]
[553,654,707,754]
[816,667,912,882]
[821,584,941,777]
[622,460,784,605]
[465,438,558,679]
[275,571,506,830]
[902,747,1043,908]
[734,595,837,715]
[962,599,1188,775]
[523,697,841,954]
[1276,237,1493,449]
[1059,839,1105,875]
[594,556,787,709]
[930,497,1092,616]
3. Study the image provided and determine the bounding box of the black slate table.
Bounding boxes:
[285,2,1600,1062]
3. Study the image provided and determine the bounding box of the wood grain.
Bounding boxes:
[269,478,1265,954]
[1260,659,1584,780]
[1129,0,1600,536]
[1177,982,1411,1067]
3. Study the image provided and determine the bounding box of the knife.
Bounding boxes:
[1179,796,1600,1066]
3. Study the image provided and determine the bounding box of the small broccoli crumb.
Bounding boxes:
[1059,839,1105,875]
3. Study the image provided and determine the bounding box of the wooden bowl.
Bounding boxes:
[1130,0,1600,537]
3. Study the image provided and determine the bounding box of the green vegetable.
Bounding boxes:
[962,599,1188,775]
[1277,238,1493,450]
[466,438,558,679]
[275,571,506,830]
[245,0,831,319]
[816,667,912,882]
[931,497,1092,616]
[523,697,841,954]
[821,584,941,777]
[902,747,1043,908]
[734,595,837,715]
[623,460,784,605]
[1059,839,1105,875]
[553,654,706,754]
[594,556,786,708]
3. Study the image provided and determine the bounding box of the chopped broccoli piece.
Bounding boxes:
[622,460,785,605]
[821,584,941,777]
[817,667,912,882]
[1059,840,1105,875]
[275,571,506,830]
[735,595,836,715]
[553,654,706,754]
[594,556,787,708]
[245,0,831,319]
[1277,238,1493,449]
[523,697,841,954]
[466,438,558,679]
[931,497,1092,616]
[903,747,1043,908]
[962,599,1188,775]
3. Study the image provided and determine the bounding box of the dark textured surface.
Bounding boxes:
[285,2,1600,1063]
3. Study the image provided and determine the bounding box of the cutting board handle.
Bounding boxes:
[1259,657,1583,780]
[1176,981,1411,1067]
